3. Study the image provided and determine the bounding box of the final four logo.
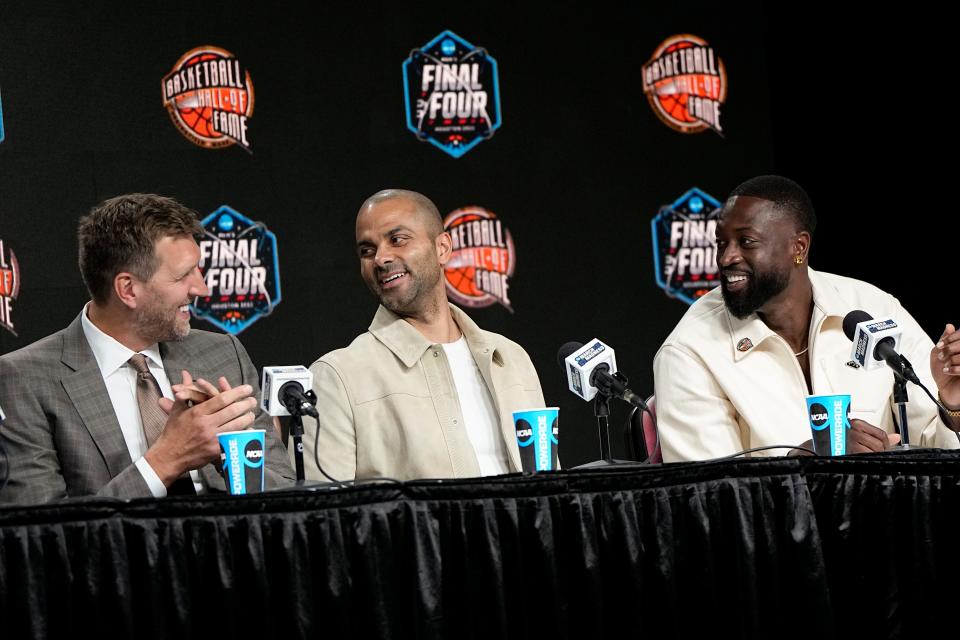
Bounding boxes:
[403,30,501,158]
[651,188,722,305]
[443,206,515,312]
[193,206,280,335]
[0,238,20,336]
[642,35,726,135]
[162,46,255,152]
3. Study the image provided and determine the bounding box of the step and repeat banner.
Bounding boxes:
[1,2,800,465]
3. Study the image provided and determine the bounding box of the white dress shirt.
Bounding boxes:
[80,304,202,495]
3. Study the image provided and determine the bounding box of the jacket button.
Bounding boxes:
[453,419,458,424]
[433,351,439,357]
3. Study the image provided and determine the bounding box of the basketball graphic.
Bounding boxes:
[161,46,255,152]
[0,238,20,336]
[443,206,515,311]
[642,34,726,135]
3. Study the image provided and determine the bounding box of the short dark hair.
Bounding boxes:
[78,194,202,303]
[728,175,817,234]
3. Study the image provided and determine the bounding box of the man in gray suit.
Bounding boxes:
[0,194,294,505]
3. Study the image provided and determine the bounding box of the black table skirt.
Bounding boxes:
[3,450,959,639]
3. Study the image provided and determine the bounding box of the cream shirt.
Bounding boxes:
[654,269,958,461]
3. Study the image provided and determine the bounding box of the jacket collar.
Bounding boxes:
[727,267,847,361]
[368,303,500,368]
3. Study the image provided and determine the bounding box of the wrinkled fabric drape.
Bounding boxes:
[3,451,956,639]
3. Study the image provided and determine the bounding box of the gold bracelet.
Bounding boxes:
[938,392,960,418]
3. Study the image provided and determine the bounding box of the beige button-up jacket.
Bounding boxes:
[296,304,545,481]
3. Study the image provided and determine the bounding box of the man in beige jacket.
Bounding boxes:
[295,189,545,482]
[654,175,960,462]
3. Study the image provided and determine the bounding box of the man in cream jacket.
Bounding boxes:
[296,189,545,482]
[654,176,960,461]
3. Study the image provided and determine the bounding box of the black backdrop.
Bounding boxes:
[0,2,948,467]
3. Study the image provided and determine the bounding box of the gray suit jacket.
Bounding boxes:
[0,313,295,505]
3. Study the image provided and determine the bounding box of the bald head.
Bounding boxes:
[358,189,444,238]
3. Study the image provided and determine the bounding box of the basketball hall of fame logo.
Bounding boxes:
[162,46,255,152]
[642,34,726,136]
[443,206,515,312]
[0,238,20,336]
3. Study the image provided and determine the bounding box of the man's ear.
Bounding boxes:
[794,230,811,263]
[114,272,140,310]
[436,231,453,267]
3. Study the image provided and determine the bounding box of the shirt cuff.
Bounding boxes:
[135,456,168,498]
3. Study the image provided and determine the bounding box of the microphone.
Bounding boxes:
[843,311,960,446]
[261,366,319,418]
[557,339,647,408]
[262,366,318,484]
[842,310,919,384]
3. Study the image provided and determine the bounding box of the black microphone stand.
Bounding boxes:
[893,371,911,448]
[573,372,636,469]
[283,390,318,484]
[595,391,613,462]
[885,352,920,450]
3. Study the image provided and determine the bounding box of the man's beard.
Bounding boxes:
[374,262,441,316]
[133,291,190,343]
[722,268,790,319]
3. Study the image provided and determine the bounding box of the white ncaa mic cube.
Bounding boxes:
[564,339,617,402]
[850,318,902,370]
[261,365,314,416]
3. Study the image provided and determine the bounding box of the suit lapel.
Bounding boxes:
[59,314,133,478]
[160,339,196,388]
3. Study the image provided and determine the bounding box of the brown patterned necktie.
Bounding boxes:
[128,353,166,448]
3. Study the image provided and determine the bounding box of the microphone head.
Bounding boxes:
[557,341,584,370]
[279,380,306,396]
[844,313,903,371]
[279,380,318,417]
[560,339,617,402]
[261,365,313,416]
[842,310,873,341]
